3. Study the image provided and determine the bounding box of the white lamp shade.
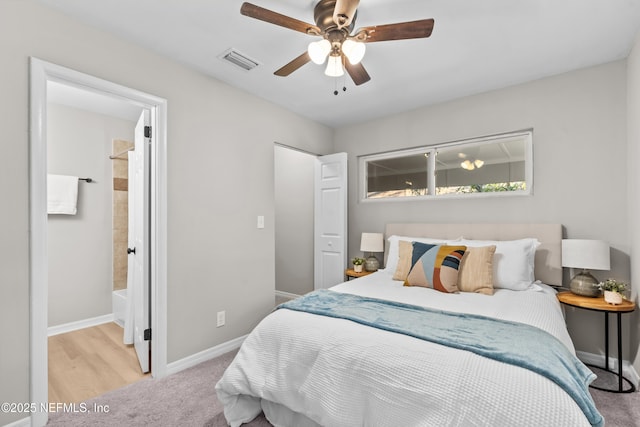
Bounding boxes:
[342,39,366,64]
[308,39,331,64]
[360,232,384,252]
[324,54,344,77]
[561,239,610,270]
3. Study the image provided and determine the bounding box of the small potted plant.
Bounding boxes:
[599,279,628,305]
[352,257,365,273]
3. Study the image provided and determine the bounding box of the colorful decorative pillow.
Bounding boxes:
[457,245,496,295]
[404,243,466,293]
[386,235,444,273]
[392,240,415,280]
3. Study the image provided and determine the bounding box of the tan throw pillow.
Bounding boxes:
[392,240,414,280]
[457,245,496,295]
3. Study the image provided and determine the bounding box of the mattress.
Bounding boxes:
[215,270,600,427]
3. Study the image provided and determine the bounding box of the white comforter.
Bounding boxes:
[215,270,593,427]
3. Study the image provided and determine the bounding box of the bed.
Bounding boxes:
[215,223,602,427]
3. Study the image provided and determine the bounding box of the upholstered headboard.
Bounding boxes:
[384,223,563,287]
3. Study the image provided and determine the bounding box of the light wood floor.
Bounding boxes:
[48,322,149,403]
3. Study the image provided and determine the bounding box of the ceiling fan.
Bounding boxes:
[240,0,435,86]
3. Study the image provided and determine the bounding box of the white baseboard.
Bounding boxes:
[165,335,247,376]
[275,290,301,301]
[47,314,115,337]
[577,350,640,388]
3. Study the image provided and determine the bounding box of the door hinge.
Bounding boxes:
[144,126,152,138]
[144,328,152,341]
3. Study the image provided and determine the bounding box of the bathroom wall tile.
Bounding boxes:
[113,178,128,191]
[112,140,132,291]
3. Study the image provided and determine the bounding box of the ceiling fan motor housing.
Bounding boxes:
[314,0,356,34]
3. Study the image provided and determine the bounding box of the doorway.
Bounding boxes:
[46,86,146,401]
[274,144,316,300]
[274,145,348,299]
[29,58,168,427]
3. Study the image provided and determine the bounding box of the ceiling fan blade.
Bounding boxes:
[274,52,312,77]
[358,19,434,43]
[241,2,321,35]
[333,0,360,29]
[345,61,371,86]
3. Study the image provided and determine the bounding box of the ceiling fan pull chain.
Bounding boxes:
[332,75,348,96]
[333,58,347,95]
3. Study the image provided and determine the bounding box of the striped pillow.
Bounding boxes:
[404,243,467,293]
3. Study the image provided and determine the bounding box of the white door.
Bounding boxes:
[129,110,151,373]
[314,153,348,290]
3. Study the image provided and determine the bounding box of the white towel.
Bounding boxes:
[47,174,79,215]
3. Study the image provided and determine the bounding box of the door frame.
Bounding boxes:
[29,58,168,426]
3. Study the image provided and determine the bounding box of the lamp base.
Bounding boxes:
[569,270,601,297]
[364,255,379,272]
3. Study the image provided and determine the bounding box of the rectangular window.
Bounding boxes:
[366,149,432,199]
[359,130,532,201]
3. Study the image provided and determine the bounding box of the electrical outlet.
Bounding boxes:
[217,311,225,327]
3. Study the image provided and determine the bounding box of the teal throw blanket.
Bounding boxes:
[278,289,602,427]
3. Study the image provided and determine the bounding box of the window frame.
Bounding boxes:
[358,130,533,203]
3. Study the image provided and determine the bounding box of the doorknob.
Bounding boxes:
[127,247,136,254]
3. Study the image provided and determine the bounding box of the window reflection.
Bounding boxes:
[435,136,527,195]
[367,152,430,198]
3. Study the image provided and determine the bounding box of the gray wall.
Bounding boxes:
[335,60,630,359]
[47,103,135,326]
[0,2,333,424]
[274,146,315,296]
[627,34,640,373]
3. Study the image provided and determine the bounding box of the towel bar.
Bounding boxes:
[79,178,93,183]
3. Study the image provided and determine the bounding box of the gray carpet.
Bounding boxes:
[47,349,640,427]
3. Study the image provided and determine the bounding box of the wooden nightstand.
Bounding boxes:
[557,291,636,393]
[345,268,374,280]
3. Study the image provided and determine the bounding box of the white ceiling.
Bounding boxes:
[38,0,640,128]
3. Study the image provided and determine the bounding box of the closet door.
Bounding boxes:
[314,153,347,290]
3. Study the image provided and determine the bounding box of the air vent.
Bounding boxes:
[219,48,260,71]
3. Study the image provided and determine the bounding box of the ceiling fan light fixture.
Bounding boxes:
[342,39,365,64]
[325,54,344,77]
[308,39,331,64]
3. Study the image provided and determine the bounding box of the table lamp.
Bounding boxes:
[561,239,610,297]
[360,232,384,272]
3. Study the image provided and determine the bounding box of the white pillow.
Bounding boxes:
[385,235,452,273]
[458,238,540,291]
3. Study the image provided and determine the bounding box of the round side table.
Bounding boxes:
[557,291,636,393]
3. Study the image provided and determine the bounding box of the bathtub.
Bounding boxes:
[112,289,127,327]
